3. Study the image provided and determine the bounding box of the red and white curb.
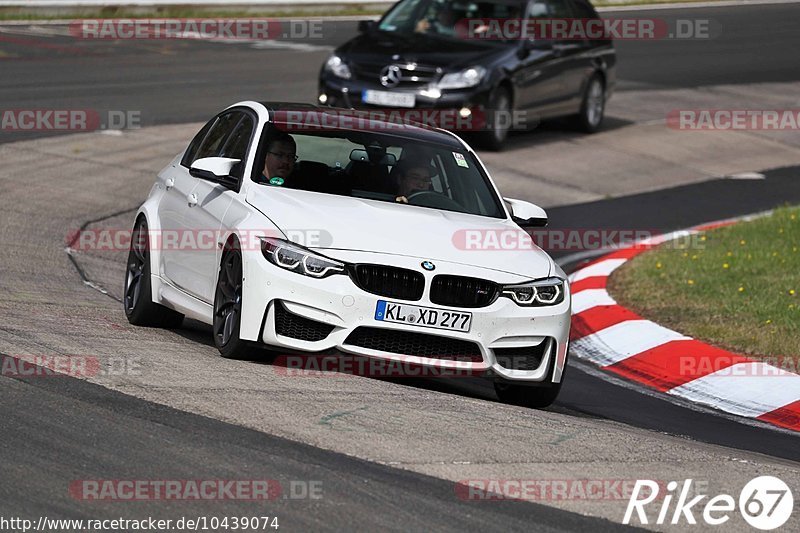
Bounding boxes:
[567,219,800,432]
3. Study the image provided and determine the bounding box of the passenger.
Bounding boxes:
[261,133,297,185]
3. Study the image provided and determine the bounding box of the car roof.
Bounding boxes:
[259,102,465,149]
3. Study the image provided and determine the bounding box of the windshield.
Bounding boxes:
[378,0,524,40]
[256,124,505,219]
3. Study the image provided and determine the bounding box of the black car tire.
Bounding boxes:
[494,349,567,409]
[494,379,563,409]
[124,218,185,328]
[213,242,253,360]
[477,86,512,151]
[572,74,605,133]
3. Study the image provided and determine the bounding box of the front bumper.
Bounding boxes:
[240,250,571,383]
[319,75,493,113]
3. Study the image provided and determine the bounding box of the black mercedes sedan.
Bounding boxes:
[318,0,616,149]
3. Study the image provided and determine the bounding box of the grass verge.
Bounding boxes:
[608,205,800,361]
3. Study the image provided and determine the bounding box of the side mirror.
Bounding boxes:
[189,157,240,188]
[505,197,548,227]
[518,39,553,59]
[358,20,377,33]
[525,38,555,50]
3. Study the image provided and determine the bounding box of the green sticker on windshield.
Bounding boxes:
[269,177,285,186]
[453,152,469,168]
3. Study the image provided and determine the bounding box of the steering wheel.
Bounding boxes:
[406,191,465,211]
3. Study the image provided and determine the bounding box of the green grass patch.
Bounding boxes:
[608,205,800,360]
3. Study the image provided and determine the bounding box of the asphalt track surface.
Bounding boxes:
[1,2,800,143]
[0,361,630,532]
[1,2,799,530]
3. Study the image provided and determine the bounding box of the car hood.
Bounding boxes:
[338,30,507,71]
[246,187,552,279]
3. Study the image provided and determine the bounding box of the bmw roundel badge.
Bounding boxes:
[421,261,435,271]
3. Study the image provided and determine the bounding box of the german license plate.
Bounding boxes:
[374,300,472,333]
[362,90,415,108]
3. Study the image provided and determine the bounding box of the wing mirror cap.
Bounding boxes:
[189,157,240,184]
[505,197,548,227]
[358,20,377,33]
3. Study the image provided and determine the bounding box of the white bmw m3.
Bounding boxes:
[124,101,571,407]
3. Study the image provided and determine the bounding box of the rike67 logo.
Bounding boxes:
[624,476,794,529]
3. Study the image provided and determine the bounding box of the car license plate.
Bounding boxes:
[374,300,471,333]
[362,90,415,108]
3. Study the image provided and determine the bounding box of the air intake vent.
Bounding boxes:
[274,301,335,342]
[344,327,482,361]
[493,340,551,371]
[350,264,425,301]
[430,275,499,308]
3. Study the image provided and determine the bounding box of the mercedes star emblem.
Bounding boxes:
[380,65,402,88]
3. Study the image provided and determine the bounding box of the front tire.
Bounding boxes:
[572,74,605,133]
[494,380,563,409]
[213,242,251,360]
[476,86,512,151]
[124,218,184,328]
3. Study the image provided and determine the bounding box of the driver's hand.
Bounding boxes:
[415,19,431,33]
[395,195,409,204]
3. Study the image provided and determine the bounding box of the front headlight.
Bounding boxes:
[324,54,352,80]
[501,277,565,306]
[260,237,345,278]
[436,66,487,90]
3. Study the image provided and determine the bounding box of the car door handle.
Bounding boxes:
[187,193,198,207]
[553,43,583,54]
[165,177,175,191]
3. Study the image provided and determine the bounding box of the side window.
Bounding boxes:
[527,0,573,18]
[546,0,574,18]
[221,116,254,160]
[181,120,213,168]
[220,115,255,178]
[193,112,242,161]
[569,0,598,19]
[527,1,549,18]
[379,0,427,31]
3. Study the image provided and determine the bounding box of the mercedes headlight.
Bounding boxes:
[260,237,345,278]
[324,54,352,80]
[436,66,486,90]
[501,277,565,306]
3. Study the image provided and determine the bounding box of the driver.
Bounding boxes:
[394,161,434,203]
[415,1,458,36]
